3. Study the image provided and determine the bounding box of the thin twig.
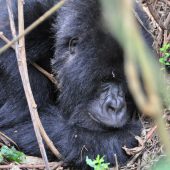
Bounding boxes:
[0,0,65,54]
[0,32,15,48]
[164,12,170,29]
[0,161,63,169]
[147,3,166,30]
[17,0,53,167]
[162,0,170,7]
[0,131,18,148]
[146,125,157,140]
[114,154,119,170]
[0,32,58,87]
[18,0,50,168]
[30,61,58,87]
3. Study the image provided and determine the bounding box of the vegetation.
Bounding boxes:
[0,145,26,164]
[86,155,110,170]
[159,43,170,67]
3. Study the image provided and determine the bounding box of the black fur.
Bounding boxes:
[0,0,150,169]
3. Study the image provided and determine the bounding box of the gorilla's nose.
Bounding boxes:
[101,83,127,116]
[103,95,125,115]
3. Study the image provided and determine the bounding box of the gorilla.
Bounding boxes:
[0,0,153,169]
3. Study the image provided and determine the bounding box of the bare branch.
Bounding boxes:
[0,161,63,170]
[0,32,58,87]
[30,61,59,87]
[0,0,65,54]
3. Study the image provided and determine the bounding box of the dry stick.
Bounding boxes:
[147,3,166,30]
[17,0,51,168]
[164,12,170,29]
[6,0,50,169]
[146,125,157,140]
[30,61,58,87]
[0,131,18,148]
[127,125,158,167]
[114,154,119,170]
[167,33,170,42]
[0,32,15,48]
[0,161,63,169]
[0,32,58,87]
[0,0,65,55]
[164,30,168,44]
[162,0,170,7]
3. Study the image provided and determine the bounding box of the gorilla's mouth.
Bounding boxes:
[88,112,101,124]
[88,105,128,128]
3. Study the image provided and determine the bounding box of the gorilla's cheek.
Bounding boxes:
[88,83,129,128]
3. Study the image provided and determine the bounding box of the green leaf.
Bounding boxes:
[159,58,165,64]
[160,43,170,53]
[163,43,170,51]
[165,53,170,58]
[165,62,170,66]
[86,156,96,168]
[160,47,165,52]
[0,146,26,163]
[86,155,110,170]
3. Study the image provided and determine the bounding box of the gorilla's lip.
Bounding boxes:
[88,110,128,128]
[88,112,101,124]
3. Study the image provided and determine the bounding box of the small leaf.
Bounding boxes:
[159,58,165,64]
[86,156,96,168]
[86,155,110,170]
[160,48,164,52]
[165,62,170,66]
[0,146,26,163]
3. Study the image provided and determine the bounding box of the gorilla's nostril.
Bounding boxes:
[107,105,115,113]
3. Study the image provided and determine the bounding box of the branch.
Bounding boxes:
[30,61,59,87]
[0,0,65,54]
[0,32,58,87]
[0,161,63,170]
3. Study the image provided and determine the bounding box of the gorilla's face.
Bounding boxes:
[52,0,133,128]
[88,83,128,128]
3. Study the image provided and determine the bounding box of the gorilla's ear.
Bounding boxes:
[69,37,79,54]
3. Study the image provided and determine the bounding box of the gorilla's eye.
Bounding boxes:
[69,37,79,54]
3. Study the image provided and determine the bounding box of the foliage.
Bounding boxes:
[159,43,170,66]
[86,155,110,170]
[0,145,26,163]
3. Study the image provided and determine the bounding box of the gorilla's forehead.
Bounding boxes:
[56,0,102,38]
